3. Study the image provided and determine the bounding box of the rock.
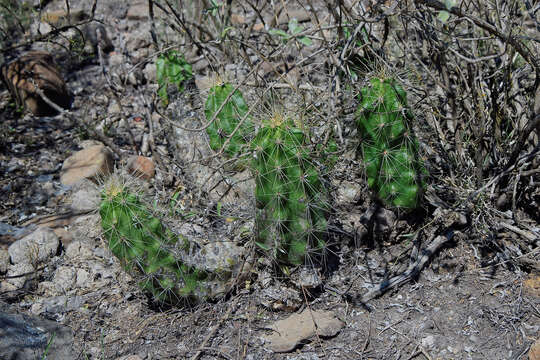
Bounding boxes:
[278,9,311,24]
[524,276,540,297]
[60,145,114,186]
[70,180,101,211]
[5,263,34,289]
[8,227,59,265]
[52,266,76,292]
[143,62,156,83]
[253,23,265,31]
[0,249,9,274]
[530,337,540,360]
[0,303,76,360]
[41,9,88,25]
[127,2,149,20]
[108,101,122,115]
[127,155,155,180]
[109,52,125,67]
[1,51,72,116]
[263,309,344,352]
[65,241,94,261]
[421,335,436,348]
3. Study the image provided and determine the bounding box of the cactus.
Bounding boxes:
[251,115,328,266]
[356,77,425,209]
[205,82,253,158]
[99,180,214,304]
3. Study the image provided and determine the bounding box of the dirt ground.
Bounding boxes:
[1,0,539,359]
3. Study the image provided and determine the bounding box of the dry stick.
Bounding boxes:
[190,297,239,360]
[414,0,539,81]
[356,232,453,304]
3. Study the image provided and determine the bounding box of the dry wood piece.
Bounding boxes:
[1,51,72,116]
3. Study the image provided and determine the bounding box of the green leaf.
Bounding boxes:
[298,36,312,46]
[288,18,303,35]
[269,28,290,40]
[438,10,450,23]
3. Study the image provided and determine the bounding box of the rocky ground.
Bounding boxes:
[0,1,539,359]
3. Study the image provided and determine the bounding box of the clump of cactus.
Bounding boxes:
[251,114,329,266]
[356,77,425,209]
[204,82,254,158]
[99,179,212,304]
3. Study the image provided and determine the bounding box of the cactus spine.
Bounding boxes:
[252,115,328,266]
[356,77,425,209]
[99,181,209,303]
[205,82,253,158]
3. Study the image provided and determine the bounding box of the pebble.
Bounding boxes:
[60,145,114,186]
[8,227,59,265]
[127,155,155,180]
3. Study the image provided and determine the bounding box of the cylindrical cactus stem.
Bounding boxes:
[204,82,253,158]
[356,77,426,209]
[99,180,211,304]
[251,115,329,266]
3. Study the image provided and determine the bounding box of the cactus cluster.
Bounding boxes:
[356,77,425,209]
[100,180,213,304]
[204,82,253,158]
[251,115,329,266]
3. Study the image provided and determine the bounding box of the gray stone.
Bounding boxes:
[8,227,59,265]
[127,2,149,20]
[5,263,34,289]
[70,180,100,212]
[143,62,156,83]
[263,309,344,352]
[65,241,94,260]
[0,249,9,274]
[0,302,75,360]
[52,266,76,292]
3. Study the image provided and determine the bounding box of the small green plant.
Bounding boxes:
[156,50,193,105]
[99,179,211,303]
[356,77,426,209]
[269,18,312,46]
[251,114,328,266]
[204,82,254,159]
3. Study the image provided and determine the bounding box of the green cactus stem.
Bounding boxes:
[99,181,210,303]
[356,77,425,209]
[252,116,328,266]
[205,82,253,158]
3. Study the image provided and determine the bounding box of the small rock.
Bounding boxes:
[253,23,265,31]
[278,9,311,24]
[0,250,9,274]
[109,52,125,67]
[263,309,344,352]
[108,101,122,115]
[530,337,540,360]
[1,51,72,116]
[230,14,245,24]
[76,269,90,287]
[524,276,540,297]
[60,145,114,186]
[143,62,156,83]
[8,227,59,265]
[194,75,213,92]
[5,263,34,289]
[70,179,100,211]
[127,2,148,20]
[65,241,94,260]
[127,155,155,180]
[0,306,76,359]
[421,335,436,348]
[53,266,76,292]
